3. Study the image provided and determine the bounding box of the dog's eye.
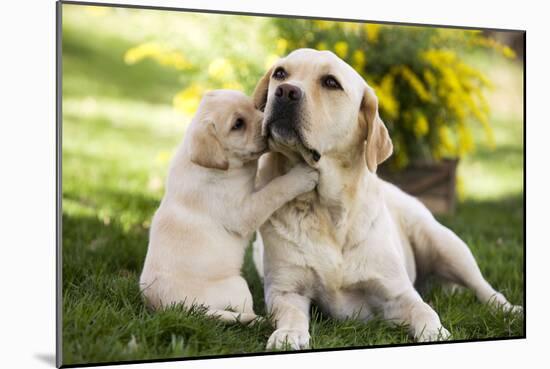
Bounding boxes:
[231,118,245,131]
[272,67,288,81]
[322,75,342,90]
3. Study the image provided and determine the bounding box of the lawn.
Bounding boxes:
[60,5,524,366]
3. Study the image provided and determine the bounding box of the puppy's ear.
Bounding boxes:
[252,66,274,111]
[188,120,229,170]
[360,86,393,173]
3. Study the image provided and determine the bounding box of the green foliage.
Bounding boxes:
[119,9,516,168]
[272,20,516,167]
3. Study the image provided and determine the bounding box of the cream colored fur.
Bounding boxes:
[251,49,522,348]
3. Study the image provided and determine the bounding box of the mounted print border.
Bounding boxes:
[56,1,526,367]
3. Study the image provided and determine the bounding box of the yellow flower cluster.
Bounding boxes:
[423,70,437,88]
[431,30,517,59]
[414,113,429,137]
[276,38,289,55]
[315,41,328,51]
[364,24,381,43]
[370,74,399,120]
[470,35,517,59]
[352,49,366,71]
[437,126,456,158]
[155,150,173,165]
[334,41,349,58]
[172,83,205,116]
[457,123,474,156]
[167,56,245,116]
[396,66,431,102]
[124,42,192,70]
[208,58,234,82]
[421,49,493,157]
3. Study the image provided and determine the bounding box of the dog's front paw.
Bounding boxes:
[266,328,310,350]
[416,326,451,342]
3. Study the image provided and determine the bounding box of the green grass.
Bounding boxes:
[61,5,524,366]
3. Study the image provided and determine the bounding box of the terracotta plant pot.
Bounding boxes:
[378,159,459,215]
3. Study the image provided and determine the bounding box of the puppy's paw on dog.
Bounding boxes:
[288,163,319,193]
[266,328,310,350]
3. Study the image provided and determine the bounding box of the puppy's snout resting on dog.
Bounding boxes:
[139,89,319,323]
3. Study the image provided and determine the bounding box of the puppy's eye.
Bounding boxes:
[322,75,342,90]
[272,67,288,80]
[231,118,245,131]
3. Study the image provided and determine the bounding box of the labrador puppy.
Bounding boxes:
[139,90,319,323]
[252,49,522,348]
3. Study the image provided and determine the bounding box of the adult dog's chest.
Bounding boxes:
[267,193,370,299]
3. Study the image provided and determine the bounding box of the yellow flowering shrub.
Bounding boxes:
[123,14,274,118]
[123,16,514,167]
[172,83,205,116]
[124,42,192,70]
[334,41,349,58]
[274,19,514,168]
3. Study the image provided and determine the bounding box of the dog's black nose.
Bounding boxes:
[275,83,302,102]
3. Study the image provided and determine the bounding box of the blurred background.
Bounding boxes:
[61,4,524,364]
[62,5,524,217]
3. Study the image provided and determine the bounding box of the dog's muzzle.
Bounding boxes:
[264,83,321,164]
[265,83,303,142]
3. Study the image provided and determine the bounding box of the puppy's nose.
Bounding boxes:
[274,83,302,102]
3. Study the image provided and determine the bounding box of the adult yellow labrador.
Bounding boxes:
[252,48,522,349]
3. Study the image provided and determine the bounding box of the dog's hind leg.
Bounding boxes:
[412,217,522,314]
[384,180,522,314]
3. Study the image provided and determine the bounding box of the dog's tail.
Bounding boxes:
[252,231,264,280]
[205,309,260,324]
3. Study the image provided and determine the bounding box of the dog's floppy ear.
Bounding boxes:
[252,66,274,111]
[360,85,393,173]
[188,119,229,170]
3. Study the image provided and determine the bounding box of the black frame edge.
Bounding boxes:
[522,30,526,339]
[56,1,64,367]
[59,0,526,33]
